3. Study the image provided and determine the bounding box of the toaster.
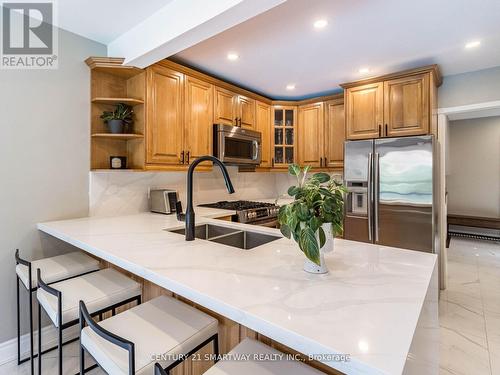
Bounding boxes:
[149,189,178,215]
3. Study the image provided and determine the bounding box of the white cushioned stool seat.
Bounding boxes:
[204,338,323,375]
[37,268,141,327]
[16,251,99,289]
[81,295,218,375]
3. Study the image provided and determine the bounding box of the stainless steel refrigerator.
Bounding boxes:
[344,135,435,253]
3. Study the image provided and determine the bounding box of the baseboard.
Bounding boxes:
[0,324,79,366]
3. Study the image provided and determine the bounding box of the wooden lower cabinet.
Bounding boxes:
[146,65,184,165]
[324,99,345,169]
[100,260,343,375]
[255,101,272,168]
[298,102,324,167]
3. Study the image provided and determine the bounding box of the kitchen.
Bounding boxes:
[1,1,500,375]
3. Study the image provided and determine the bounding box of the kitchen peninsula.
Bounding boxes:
[37,208,438,375]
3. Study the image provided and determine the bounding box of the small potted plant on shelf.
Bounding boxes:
[278,164,346,274]
[100,103,134,134]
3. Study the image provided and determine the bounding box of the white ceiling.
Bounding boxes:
[173,0,500,99]
[55,0,175,44]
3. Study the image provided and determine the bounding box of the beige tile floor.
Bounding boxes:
[0,340,104,374]
[1,237,499,375]
[440,237,500,375]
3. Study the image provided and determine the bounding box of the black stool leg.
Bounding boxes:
[29,269,34,375]
[38,303,42,375]
[213,334,219,363]
[80,345,85,375]
[56,290,63,375]
[16,276,21,365]
[79,305,85,375]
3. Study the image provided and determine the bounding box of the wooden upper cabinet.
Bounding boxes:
[184,76,214,163]
[324,100,345,169]
[214,86,237,126]
[345,82,383,140]
[298,102,324,167]
[342,65,441,140]
[272,106,297,168]
[238,95,255,129]
[146,65,184,165]
[214,87,255,128]
[384,73,429,137]
[255,101,271,168]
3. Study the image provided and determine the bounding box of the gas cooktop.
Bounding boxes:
[198,200,279,225]
[198,200,275,210]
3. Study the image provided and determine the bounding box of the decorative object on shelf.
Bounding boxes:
[278,164,345,274]
[110,156,127,169]
[100,103,134,134]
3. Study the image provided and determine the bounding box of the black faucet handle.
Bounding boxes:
[175,201,185,221]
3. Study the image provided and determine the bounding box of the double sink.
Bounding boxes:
[169,224,281,250]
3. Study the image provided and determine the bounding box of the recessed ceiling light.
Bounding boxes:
[286,84,296,90]
[313,19,328,29]
[465,40,481,49]
[227,53,239,61]
[358,340,369,353]
[359,67,370,74]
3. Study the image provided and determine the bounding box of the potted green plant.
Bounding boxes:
[278,164,346,274]
[100,103,134,134]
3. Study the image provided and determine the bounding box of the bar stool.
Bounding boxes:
[168,338,324,375]
[37,268,142,375]
[78,295,219,375]
[15,249,100,373]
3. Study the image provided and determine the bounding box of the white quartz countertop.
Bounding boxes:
[37,207,436,375]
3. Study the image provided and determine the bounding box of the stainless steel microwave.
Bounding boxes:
[213,124,261,165]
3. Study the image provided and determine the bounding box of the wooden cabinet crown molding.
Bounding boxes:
[85,56,144,78]
[157,59,273,105]
[339,64,442,89]
[272,93,343,107]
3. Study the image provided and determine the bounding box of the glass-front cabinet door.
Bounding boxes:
[272,106,297,168]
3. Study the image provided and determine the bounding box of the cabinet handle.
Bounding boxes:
[378,124,382,137]
[320,157,323,167]
[180,151,185,164]
[385,124,388,137]
[272,157,275,168]
[239,118,242,127]
[186,151,190,164]
[234,117,238,126]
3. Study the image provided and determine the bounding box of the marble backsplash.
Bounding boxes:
[89,168,283,217]
[89,168,344,217]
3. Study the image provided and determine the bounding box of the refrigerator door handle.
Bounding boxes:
[367,152,373,242]
[374,152,380,242]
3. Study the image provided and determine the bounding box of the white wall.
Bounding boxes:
[439,66,500,108]
[0,29,106,343]
[446,116,500,217]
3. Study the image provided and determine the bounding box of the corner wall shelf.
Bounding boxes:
[91,168,145,172]
[91,133,144,140]
[91,97,144,106]
[87,56,146,171]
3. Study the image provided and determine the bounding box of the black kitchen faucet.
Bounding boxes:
[185,156,235,241]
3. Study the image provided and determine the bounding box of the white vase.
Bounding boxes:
[303,223,334,274]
